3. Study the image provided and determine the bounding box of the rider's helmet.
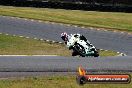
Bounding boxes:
[61,32,68,41]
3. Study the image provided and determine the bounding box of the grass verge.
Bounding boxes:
[0,6,132,32]
[0,75,131,88]
[0,34,71,56]
[0,34,118,56]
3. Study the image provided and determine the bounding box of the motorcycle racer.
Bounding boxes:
[61,32,98,57]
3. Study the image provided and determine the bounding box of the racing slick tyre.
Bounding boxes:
[73,43,86,57]
[93,51,99,57]
[72,51,79,56]
[94,52,99,57]
[90,48,99,57]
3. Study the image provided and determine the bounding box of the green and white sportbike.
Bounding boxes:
[61,32,99,57]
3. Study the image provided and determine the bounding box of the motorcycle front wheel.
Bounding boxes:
[73,43,86,57]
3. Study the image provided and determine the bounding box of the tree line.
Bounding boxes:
[0,0,132,12]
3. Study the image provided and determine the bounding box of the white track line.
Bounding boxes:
[100,49,104,51]
[60,24,63,26]
[121,32,124,34]
[67,24,70,26]
[34,38,37,40]
[31,19,34,21]
[81,26,85,28]
[46,40,50,42]
[38,20,42,22]
[40,39,43,41]
[24,19,28,21]
[128,33,131,35]
[19,36,24,38]
[74,25,78,27]
[89,27,93,29]
[26,37,29,38]
[117,52,120,54]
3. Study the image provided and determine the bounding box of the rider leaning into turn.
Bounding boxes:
[61,32,96,56]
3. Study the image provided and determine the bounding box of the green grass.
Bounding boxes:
[99,50,119,56]
[0,75,131,88]
[0,34,118,56]
[0,34,71,56]
[0,6,132,32]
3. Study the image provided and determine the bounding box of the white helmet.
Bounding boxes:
[61,32,68,41]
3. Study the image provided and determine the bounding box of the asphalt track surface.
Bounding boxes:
[0,56,132,77]
[0,16,132,55]
[0,16,132,77]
